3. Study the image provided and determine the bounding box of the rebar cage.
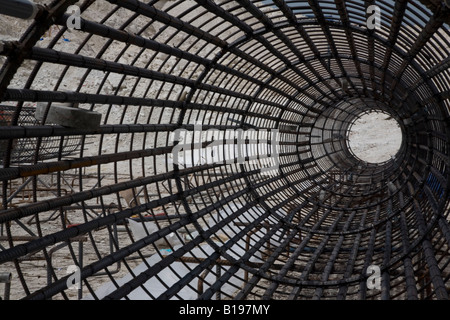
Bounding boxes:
[0,104,83,163]
[0,0,449,300]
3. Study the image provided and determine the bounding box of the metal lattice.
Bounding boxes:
[0,0,449,300]
[0,104,83,163]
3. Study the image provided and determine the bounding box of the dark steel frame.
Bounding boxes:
[0,0,449,300]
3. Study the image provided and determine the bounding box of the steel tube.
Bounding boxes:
[0,0,448,301]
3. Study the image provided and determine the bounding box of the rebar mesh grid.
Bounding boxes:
[0,105,83,163]
[0,0,449,300]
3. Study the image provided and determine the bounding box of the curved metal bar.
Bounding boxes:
[0,0,448,300]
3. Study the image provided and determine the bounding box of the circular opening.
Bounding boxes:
[348,112,403,164]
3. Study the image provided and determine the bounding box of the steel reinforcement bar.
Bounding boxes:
[0,0,449,300]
